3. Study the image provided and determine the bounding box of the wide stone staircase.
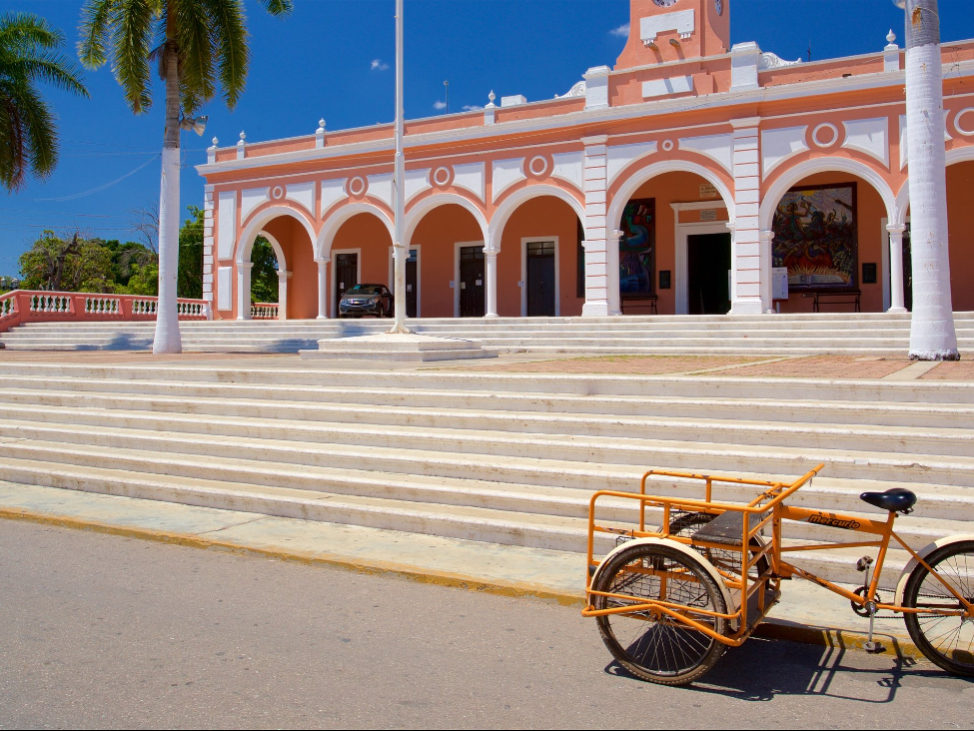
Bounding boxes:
[4,312,974,355]
[0,360,971,590]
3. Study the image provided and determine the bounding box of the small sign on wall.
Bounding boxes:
[699,184,718,199]
[700,209,718,222]
[772,267,789,301]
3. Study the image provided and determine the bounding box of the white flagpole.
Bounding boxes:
[389,0,409,334]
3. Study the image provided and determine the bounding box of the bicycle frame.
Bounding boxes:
[583,465,974,647]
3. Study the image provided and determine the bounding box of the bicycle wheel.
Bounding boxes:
[592,542,727,686]
[903,540,974,677]
[667,511,770,577]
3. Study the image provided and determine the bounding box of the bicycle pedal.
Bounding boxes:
[863,640,886,654]
[856,556,874,572]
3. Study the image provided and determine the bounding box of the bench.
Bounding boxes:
[620,295,658,315]
[803,289,861,313]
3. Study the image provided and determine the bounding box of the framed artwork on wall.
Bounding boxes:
[771,183,858,291]
[619,198,656,298]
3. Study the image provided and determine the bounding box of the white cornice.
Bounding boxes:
[197,59,974,178]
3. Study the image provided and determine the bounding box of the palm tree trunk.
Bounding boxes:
[153,39,183,354]
[905,0,959,360]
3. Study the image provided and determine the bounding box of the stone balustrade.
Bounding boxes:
[0,290,211,334]
[251,302,279,320]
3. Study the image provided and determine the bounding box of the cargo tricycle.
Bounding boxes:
[582,465,974,685]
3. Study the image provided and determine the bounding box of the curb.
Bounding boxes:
[0,505,923,660]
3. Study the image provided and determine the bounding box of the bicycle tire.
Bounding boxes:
[902,540,974,677]
[593,542,727,686]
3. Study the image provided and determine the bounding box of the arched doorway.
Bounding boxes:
[494,196,584,317]
[328,212,394,318]
[408,203,487,318]
[766,172,892,314]
[610,170,734,315]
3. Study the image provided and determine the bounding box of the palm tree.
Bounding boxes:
[0,13,88,192]
[78,0,292,354]
[899,0,959,360]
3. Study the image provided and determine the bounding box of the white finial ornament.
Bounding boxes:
[210,137,218,147]
[238,131,246,142]
[317,119,326,133]
[887,29,897,45]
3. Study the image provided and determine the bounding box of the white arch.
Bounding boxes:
[606,160,736,235]
[404,192,489,248]
[258,231,287,271]
[487,184,586,252]
[759,157,897,233]
[604,160,736,315]
[235,205,316,266]
[316,201,394,262]
[895,146,974,224]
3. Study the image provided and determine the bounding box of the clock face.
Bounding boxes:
[652,0,679,7]
[714,0,724,15]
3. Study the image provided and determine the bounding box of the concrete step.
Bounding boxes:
[1,388,972,457]
[0,363,971,404]
[6,377,974,429]
[0,449,921,586]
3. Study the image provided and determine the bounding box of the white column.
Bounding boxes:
[484,249,499,318]
[760,230,774,312]
[581,135,612,317]
[236,262,252,320]
[316,257,329,319]
[887,224,907,314]
[903,0,958,359]
[202,184,215,317]
[729,117,765,315]
[277,270,292,320]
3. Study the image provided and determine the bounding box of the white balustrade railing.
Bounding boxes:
[177,301,208,318]
[131,299,159,316]
[84,296,121,315]
[251,302,279,319]
[29,293,73,314]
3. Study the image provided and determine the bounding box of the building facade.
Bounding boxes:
[197,0,974,321]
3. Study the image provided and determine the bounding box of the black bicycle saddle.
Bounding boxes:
[859,488,917,514]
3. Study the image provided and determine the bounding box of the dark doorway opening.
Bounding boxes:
[335,252,358,315]
[902,224,913,312]
[406,248,418,317]
[687,233,732,315]
[459,246,485,318]
[527,240,556,317]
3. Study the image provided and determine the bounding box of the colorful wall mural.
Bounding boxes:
[619,198,656,297]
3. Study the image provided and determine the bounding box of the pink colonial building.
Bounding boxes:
[197,0,974,322]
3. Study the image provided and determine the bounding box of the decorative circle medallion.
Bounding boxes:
[812,123,840,148]
[433,167,452,187]
[954,108,974,137]
[348,176,367,196]
[528,156,550,177]
[661,139,675,152]
[270,185,286,201]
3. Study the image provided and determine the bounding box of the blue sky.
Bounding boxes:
[2,0,973,277]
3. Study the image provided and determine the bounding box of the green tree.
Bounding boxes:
[0,13,88,192]
[18,230,114,292]
[178,205,204,299]
[78,0,293,354]
[250,236,279,304]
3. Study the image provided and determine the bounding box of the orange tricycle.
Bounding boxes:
[582,465,974,686]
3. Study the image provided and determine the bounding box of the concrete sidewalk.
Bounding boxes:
[0,482,919,659]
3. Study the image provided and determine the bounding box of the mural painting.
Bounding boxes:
[619,198,656,297]
[772,183,858,291]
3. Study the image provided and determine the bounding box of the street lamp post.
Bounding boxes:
[389,0,410,334]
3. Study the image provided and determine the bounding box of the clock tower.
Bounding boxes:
[615,0,731,70]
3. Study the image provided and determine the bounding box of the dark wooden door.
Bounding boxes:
[335,253,358,314]
[459,246,485,318]
[406,249,418,317]
[526,241,556,317]
[687,233,731,315]
[902,225,913,312]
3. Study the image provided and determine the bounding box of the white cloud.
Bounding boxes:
[433,100,447,110]
[610,23,629,37]
[371,59,389,71]
[462,105,484,112]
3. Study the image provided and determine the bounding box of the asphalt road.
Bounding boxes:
[1,520,972,730]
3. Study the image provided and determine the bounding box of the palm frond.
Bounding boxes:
[15,81,58,180]
[0,13,64,52]
[201,0,249,110]
[77,0,118,69]
[174,0,214,113]
[0,83,24,191]
[5,50,89,98]
[111,0,155,113]
[255,0,293,18]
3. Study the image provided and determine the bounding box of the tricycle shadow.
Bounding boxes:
[603,636,965,703]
